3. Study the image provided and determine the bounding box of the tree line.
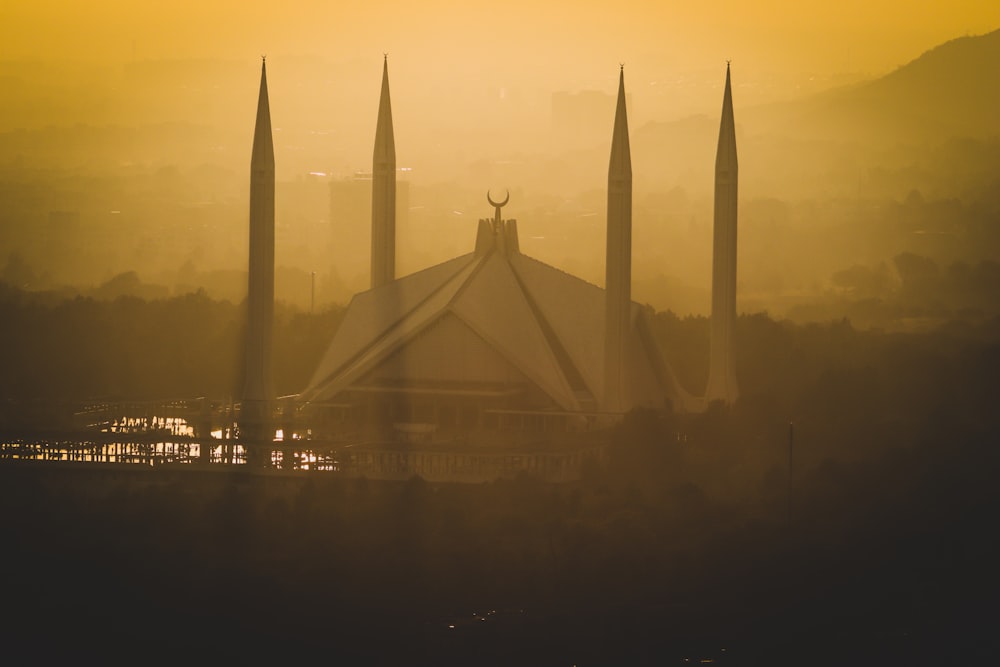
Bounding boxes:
[1,283,998,662]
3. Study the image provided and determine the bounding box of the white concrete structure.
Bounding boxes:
[297,64,743,448]
[705,64,740,406]
[241,59,276,438]
[604,67,633,414]
[370,56,396,289]
[302,193,693,433]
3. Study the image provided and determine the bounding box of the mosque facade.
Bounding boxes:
[239,58,740,480]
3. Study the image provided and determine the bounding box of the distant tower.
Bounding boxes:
[604,66,632,413]
[705,63,740,405]
[241,58,276,439]
[370,55,396,289]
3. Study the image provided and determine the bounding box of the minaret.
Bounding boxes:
[604,66,632,413]
[241,58,275,440]
[705,63,740,405]
[370,55,396,289]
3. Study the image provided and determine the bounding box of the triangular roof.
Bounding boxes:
[302,221,694,413]
[304,253,477,396]
[508,253,606,400]
[451,250,579,410]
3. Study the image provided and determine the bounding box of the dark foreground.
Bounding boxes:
[2,421,998,667]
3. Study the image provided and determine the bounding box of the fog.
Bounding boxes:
[0,33,1000,326]
[3,9,1000,662]
[2,4,999,323]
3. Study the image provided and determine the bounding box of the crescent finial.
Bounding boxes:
[487,189,510,208]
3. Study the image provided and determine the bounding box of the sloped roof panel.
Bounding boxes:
[304,242,689,413]
[625,311,668,410]
[509,253,606,401]
[362,313,530,386]
[631,308,698,411]
[304,254,478,398]
[450,251,580,411]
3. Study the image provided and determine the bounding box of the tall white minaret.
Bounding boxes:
[370,55,396,289]
[705,63,739,405]
[604,66,632,413]
[241,58,275,439]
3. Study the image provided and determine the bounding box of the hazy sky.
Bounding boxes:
[4,1,997,79]
[1,1,997,308]
[2,2,997,192]
[4,1,996,163]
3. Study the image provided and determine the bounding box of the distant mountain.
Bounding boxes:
[626,29,1000,200]
[749,28,1000,143]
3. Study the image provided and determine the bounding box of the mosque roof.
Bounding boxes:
[301,212,692,413]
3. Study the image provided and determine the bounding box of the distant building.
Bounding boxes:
[301,199,693,433]
[240,61,740,481]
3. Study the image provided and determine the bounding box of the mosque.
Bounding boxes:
[239,57,740,481]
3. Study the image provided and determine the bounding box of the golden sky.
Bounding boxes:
[3,1,997,77]
[1,1,997,307]
[2,0,995,148]
[2,1,997,182]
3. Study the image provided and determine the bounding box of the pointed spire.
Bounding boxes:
[373,54,395,165]
[252,57,274,168]
[715,62,737,176]
[608,66,631,178]
[706,62,740,406]
[243,56,276,442]
[604,66,633,413]
[371,55,397,289]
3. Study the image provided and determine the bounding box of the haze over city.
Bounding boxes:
[2,2,998,318]
[2,2,999,664]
